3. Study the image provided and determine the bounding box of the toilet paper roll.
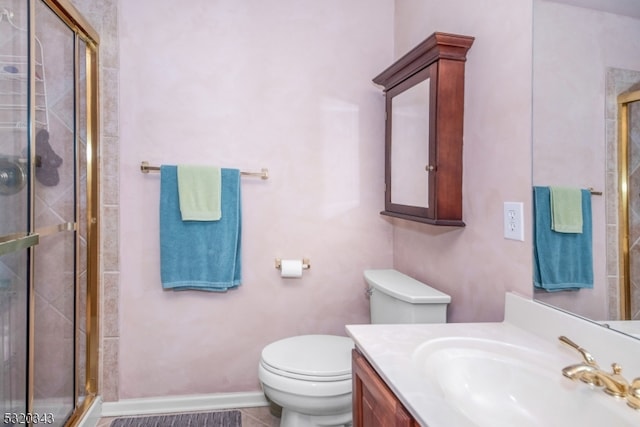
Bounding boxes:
[280,259,303,278]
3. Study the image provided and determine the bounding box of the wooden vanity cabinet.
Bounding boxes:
[352,349,419,427]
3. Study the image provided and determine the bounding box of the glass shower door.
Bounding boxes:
[0,1,99,425]
[0,177,30,419]
[31,2,76,424]
[625,98,640,320]
[0,0,30,418]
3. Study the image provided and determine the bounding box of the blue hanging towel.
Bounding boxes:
[159,165,241,291]
[533,186,593,291]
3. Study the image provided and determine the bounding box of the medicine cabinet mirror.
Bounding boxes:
[373,32,474,226]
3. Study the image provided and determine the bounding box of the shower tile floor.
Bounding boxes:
[96,406,279,427]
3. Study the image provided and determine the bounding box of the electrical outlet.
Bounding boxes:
[504,202,524,241]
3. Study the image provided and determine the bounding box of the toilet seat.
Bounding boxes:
[260,335,354,382]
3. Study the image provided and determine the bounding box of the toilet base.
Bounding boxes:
[280,407,352,427]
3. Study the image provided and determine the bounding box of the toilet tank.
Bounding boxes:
[364,269,451,324]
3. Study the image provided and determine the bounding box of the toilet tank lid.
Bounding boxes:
[364,269,451,304]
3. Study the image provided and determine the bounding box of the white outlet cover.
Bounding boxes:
[504,202,524,241]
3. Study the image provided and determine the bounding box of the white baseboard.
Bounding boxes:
[100,391,269,417]
[77,397,102,427]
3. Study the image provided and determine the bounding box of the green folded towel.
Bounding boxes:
[550,186,583,233]
[177,165,221,221]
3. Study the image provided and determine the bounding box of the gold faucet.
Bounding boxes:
[562,362,629,397]
[558,336,637,402]
[628,379,640,410]
[558,336,604,387]
[559,336,598,366]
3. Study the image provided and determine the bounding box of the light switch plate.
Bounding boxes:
[504,202,524,241]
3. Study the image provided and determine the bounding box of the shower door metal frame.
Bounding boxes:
[40,1,101,425]
[23,0,99,425]
[618,89,640,321]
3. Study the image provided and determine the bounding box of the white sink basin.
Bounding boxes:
[411,337,639,427]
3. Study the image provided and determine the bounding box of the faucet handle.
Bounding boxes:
[558,336,599,367]
[604,363,629,397]
[628,378,640,410]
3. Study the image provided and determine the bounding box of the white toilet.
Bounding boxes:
[258,269,451,427]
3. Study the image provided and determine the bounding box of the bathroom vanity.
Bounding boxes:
[347,293,640,427]
[352,349,418,426]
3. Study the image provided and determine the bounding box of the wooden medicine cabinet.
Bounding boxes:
[373,32,474,226]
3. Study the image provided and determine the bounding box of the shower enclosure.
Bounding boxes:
[0,1,99,426]
[619,87,640,321]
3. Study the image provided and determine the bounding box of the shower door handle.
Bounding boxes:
[0,233,40,257]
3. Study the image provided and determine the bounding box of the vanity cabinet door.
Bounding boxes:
[352,349,419,427]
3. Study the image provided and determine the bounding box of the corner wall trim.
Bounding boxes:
[100,391,269,417]
[77,396,103,427]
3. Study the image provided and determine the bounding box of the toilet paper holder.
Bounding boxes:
[275,258,311,270]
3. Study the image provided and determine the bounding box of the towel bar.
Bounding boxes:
[140,161,269,180]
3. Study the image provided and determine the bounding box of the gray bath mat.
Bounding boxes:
[110,410,241,427]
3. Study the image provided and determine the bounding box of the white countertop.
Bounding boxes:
[601,320,640,338]
[346,293,640,427]
[346,321,576,427]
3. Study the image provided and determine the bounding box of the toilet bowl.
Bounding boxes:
[258,270,451,427]
[258,335,354,427]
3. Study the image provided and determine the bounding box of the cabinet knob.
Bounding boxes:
[425,165,436,172]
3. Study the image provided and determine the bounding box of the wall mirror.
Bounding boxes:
[532,0,640,338]
[390,76,431,208]
[373,32,473,226]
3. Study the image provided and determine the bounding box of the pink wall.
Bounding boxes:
[119,0,394,398]
[119,0,539,399]
[391,0,535,322]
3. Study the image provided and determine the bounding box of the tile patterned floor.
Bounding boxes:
[95,406,280,427]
